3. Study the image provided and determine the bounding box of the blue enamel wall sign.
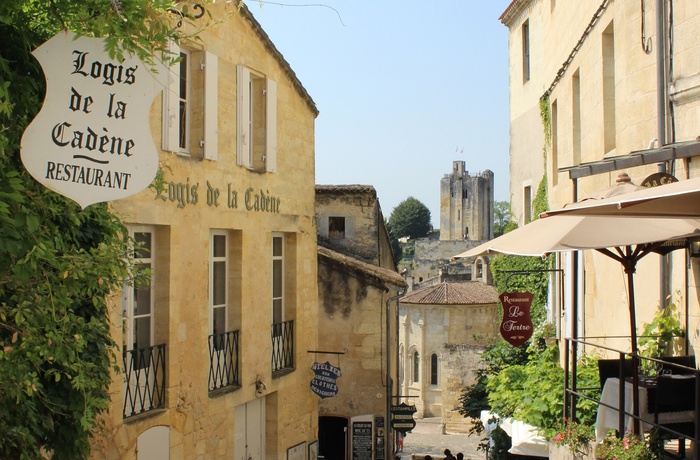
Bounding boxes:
[310,361,341,399]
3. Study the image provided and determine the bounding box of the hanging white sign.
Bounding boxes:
[20,31,166,209]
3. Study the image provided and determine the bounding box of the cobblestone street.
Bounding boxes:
[398,418,486,460]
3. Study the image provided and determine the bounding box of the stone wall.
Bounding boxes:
[441,344,487,432]
[401,239,482,284]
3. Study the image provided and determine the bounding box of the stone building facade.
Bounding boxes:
[439,160,494,241]
[402,160,495,286]
[500,1,700,358]
[398,282,500,431]
[91,4,320,459]
[315,185,406,460]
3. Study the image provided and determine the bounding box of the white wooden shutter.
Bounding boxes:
[265,79,277,173]
[162,41,180,152]
[237,65,250,167]
[203,51,218,161]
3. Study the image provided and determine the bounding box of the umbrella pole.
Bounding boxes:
[625,262,642,435]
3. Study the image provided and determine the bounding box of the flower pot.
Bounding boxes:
[549,441,595,460]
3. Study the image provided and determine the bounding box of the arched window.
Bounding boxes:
[430,353,439,385]
[413,351,420,383]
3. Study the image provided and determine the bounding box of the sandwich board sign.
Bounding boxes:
[20,31,165,209]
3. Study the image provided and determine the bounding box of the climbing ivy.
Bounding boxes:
[533,95,551,217]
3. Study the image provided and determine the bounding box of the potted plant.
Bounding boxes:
[549,420,595,460]
[638,295,684,375]
[595,430,658,460]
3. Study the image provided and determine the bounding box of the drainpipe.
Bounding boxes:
[386,288,404,460]
[656,0,670,309]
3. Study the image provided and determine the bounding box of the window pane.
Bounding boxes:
[179,53,188,98]
[179,100,187,149]
[213,306,226,336]
[213,234,226,258]
[133,263,151,316]
[272,259,282,297]
[273,236,282,257]
[413,352,419,383]
[273,299,283,324]
[134,316,151,350]
[328,217,345,238]
[213,260,226,305]
[134,232,151,259]
[431,354,438,385]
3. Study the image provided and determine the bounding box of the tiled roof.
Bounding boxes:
[400,282,498,305]
[315,185,377,197]
[318,245,406,289]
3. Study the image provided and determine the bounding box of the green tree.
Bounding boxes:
[0,1,211,457]
[385,217,403,265]
[387,196,432,240]
[493,201,513,237]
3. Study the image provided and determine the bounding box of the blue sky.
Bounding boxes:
[242,1,512,227]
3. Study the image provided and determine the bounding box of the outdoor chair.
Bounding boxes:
[597,358,635,391]
[653,375,696,459]
[661,355,697,375]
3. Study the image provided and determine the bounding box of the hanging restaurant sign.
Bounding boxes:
[641,172,678,188]
[498,292,534,347]
[20,31,165,209]
[310,361,341,399]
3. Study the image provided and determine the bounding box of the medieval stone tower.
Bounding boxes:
[439,160,494,241]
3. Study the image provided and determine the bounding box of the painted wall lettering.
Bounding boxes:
[154,178,280,213]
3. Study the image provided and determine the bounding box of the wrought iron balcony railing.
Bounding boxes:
[208,330,241,392]
[272,320,294,375]
[123,343,166,418]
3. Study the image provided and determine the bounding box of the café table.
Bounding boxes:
[595,376,695,443]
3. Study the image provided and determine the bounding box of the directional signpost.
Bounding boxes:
[390,403,416,434]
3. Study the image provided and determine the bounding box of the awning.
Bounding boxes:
[560,140,700,180]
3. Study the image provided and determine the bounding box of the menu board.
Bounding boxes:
[352,421,372,460]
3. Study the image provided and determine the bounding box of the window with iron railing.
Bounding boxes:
[209,330,240,391]
[123,343,166,418]
[272,319,294,375]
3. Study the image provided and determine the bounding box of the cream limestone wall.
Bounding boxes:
[91,5,319,459]
[503,0,700,356]
[316,263,396,418]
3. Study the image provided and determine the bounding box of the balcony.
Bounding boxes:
[123,344,166,418]
[208,330,240,392]
[272,319,294,376]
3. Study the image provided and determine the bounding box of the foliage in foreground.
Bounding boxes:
[0,1,219,457]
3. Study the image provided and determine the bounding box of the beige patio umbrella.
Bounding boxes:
[454,179,700,434]
[542,176,700,218]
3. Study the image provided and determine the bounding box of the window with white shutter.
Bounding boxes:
[237,65,277,173]
[162,43,218,160]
